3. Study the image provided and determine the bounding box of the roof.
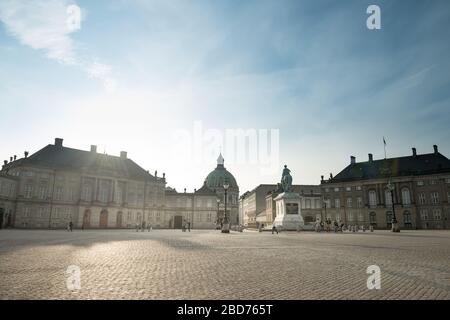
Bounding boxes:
[329,152,450,183]
[2,144,157,182]
[205,164,238,189]
[195,181,217,196]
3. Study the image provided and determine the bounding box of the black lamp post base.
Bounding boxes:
[221,223,230,233]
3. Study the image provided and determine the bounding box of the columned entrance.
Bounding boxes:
[100,210,108,228]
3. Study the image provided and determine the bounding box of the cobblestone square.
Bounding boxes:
[0,229,449,300]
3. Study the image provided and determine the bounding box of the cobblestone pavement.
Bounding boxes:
[0,229,449,300]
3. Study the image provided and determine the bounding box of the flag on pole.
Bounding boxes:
[383,137,387,159]
[383,137,386,146]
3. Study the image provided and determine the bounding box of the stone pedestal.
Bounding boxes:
[273,192,304,231]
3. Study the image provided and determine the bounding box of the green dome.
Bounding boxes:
[205,154,238,189]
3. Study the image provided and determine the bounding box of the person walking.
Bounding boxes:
[187,221,191,232]
[69,221,73,232]
[272,225,279,234]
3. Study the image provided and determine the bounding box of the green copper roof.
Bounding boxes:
[205,165,238,189]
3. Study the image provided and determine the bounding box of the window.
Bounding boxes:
[38,185,47,200]
[99,186,109,203]
[433,209,441,220]
[23,207,32,217]
[24,184,33,199]
[346,186,351,192]
[401,188,411,206]
[357,197,363,208]
[334,187,340,192]
[347,212,354,221]
[368,190,377,207]
[55,186,64,201]
[196,198,203,208]
[446,178,450,184]
[447,191,450,203]
[346,198,352,208]
[429,180,437,185]
[431,192,439,204]
[335,213,341,221]
[306,199,311,209]
[334,198,340,209]
[385,190,392,207]
[417,181,424,186]
[116,187,123,203]
[386,212,393,225]
[358,212,364,222]
[403,211,412,227]
[356,186,362,191]
[315,199,321,209]
[420,209,428,220]
[38,207,46,218]
[324,188,329,193]
[418,193,426,205]
[82,184,92,201]
[369,212,377,225]
[207,213,212,222]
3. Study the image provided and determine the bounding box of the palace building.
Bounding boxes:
[321,145,450,229]
[0,138,235,229]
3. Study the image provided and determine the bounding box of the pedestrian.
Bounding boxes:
[272,225,278,234]
[148,223,152,232]
[69,221,73,232]
[142,221,146,232]
[370,225,374,232]
[188,221,191,232]
[67,222,70,232]
[136,223,139,232]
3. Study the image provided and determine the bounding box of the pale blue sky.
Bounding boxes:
[1,0,450,193]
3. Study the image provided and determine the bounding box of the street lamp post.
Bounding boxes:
[216,198,220,230]
[222,181,230,233]
[386,180,400,232]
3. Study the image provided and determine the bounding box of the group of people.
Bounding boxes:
[315,220,374,233]
[136,221,152,232]
[182,221,191,232]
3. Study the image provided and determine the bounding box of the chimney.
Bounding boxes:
[3,160,7,166]
[24,151,29,158]
[184,188,186,193]
[321,175,324,182]
[368,153,373,162]
[90,145,97,153]
[54,138,63,149]
[329,173,333,179]
[10,157,12,162]
[412,147,417,157]
[155,170,158,177]
[163,173,165,179]
[13,155,17,161]
[350,156,356,164]
[433,145,438,154]
[120,151,127,159]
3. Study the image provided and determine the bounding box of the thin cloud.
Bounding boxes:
[0,0,116,91]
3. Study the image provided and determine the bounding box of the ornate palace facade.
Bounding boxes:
[0,138,235,229]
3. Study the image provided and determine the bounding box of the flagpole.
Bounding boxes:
[383,137,387,159]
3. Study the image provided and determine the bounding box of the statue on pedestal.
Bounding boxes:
[281,165,293,192]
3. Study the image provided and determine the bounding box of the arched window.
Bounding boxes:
[369,212,377,226]
[368,190,377,208]
[403,211,412,228]
[401,188,411,206]
[386,211,393,229]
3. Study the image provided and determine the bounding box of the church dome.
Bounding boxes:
[205,154,238,190]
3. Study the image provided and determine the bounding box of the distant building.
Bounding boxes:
[321,145,450,229]
[240,184,322,228]
[204,154,239,226]
[0,138,228,229]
